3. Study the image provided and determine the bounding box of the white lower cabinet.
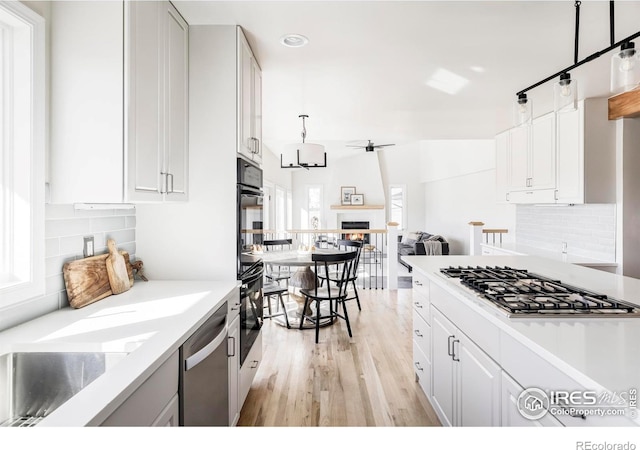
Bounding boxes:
[431,306,501,427]
[501,371,562,427]
[239,331,262,407]
[228,315,240,426]
[100,350,179,426]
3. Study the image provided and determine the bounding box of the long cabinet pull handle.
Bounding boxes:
[168,173,174,193]
[414,329,423,337]
[160,172,168,194]
[414,362,424,371]
[447,335,455,356]
[227,336,236,357]
[452,339,460,362]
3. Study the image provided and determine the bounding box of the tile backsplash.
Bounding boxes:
[516,204,616,261]
[0,204,136,332]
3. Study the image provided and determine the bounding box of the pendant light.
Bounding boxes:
[610,41,640,94]
[280,115,327,169]
[514,93,532,127]
[554,72,577,113]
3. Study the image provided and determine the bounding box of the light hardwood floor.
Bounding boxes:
[237,287,442,427]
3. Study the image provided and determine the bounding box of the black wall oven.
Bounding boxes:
[237,157,264,366]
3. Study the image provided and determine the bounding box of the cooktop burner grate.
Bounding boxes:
[439,266,640,317]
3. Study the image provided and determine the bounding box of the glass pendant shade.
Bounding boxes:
[610,42,640,94]
[514,94,532,127]
[554,73,577,113]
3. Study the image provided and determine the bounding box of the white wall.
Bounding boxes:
[377,142,425,231]
[421,140,516,255]
[262,145,292,190]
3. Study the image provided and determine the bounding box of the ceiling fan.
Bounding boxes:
[346,140,395,152]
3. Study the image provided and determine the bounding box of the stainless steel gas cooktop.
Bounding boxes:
[439,266,640,318]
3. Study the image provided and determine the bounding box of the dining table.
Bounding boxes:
[260,248,347,329]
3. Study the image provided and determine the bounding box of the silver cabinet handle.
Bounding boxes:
[227,336,236,357]
[452,339,460,362]
[447,335,455,356]
[167,173,174,193]
[231,302,241,311]
[250,360,259,369]
[414,329,423,337]
[551,394,586,419]
[414,301,423,308]
[160,172,168,194]
[414,362,424,371]
[414,280,423,286]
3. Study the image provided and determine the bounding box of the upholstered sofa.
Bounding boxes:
[398,231,449,272]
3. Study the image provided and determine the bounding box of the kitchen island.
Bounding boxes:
[402,254,640,427]
[0,280,238,427]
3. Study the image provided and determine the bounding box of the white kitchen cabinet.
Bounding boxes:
[228,315,240,426]
[100,350,179,426]
[239,330,262,407]
[431,306,501,427]
[556,98,616,204]
[126,0,189,202]
[237,27,263,165]
[412,273,432,398]
[49,0,188,204]
[49,1,124,203]
[501,371,562,427]
[498,113,556,204]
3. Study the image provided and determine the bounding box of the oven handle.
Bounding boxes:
[184,319,228,371]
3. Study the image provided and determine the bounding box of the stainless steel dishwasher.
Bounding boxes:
[179,300,229,426]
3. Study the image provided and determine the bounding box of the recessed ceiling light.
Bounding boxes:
[280,34,309,48]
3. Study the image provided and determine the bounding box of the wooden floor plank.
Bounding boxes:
[237,287,441,427]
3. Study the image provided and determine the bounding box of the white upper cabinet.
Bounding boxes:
[495,98,614,205]
[556,98,615,204]
[49,1,188,204]
[49,1,124,204]
[126,1,189,202]
[237,27,263,165]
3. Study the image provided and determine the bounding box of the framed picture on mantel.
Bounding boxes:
[341,186,356,205]
[350,194,364,206]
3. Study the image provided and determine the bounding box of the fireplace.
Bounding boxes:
[341,221,370,244]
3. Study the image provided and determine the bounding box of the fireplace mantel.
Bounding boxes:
[330,204,384,210]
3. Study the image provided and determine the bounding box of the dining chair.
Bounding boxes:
[263,239,293,286]
[263,281,290,328]
[299,250,358,343]
[317,239,363,310]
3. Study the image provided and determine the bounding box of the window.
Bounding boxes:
[306,185,322,230]
[389,185,406,230]
[0,2,45,306]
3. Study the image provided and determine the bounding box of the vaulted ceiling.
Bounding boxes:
[175,1,640,156]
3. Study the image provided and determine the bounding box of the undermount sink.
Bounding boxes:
[0,351,128,427]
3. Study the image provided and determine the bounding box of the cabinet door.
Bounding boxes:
[126,0,164,202]
[251,58,263,165]
[495,131,510,203]
[501,371,563,427]
[457,334,501,426]
[556,106,584,203]
[430,308,456,427]
[164,2,189,200]
[228,316,240,426]
[151,393,179,426]
[238,28,254,160]
[508,126,530,191]
[530,113,556,190]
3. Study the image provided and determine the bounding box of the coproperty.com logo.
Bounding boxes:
[516,387,637,420]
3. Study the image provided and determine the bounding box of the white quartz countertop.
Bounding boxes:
[402,255,640,422]
[480,242,617,267]
[0,280,238,426]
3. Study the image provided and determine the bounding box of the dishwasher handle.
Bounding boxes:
[184,319,228,371]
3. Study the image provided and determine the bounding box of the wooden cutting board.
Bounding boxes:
[63,251,134,309]
[105,239,131,295]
